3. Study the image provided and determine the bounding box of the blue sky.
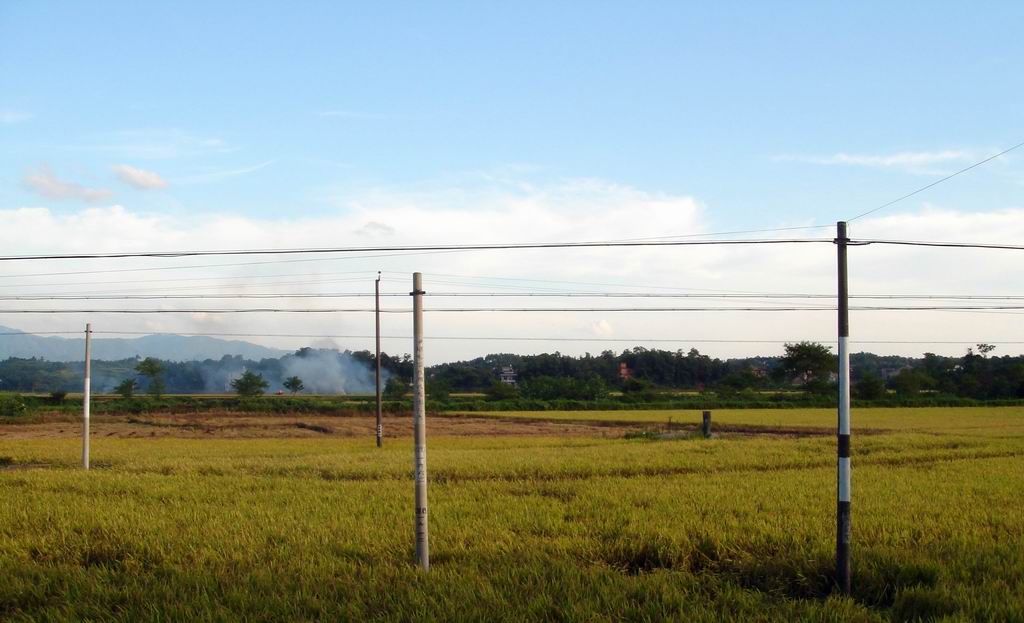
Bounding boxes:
[2,2,1023,360]
[4,2,1022,222]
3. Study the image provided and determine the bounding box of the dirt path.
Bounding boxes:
[0,413,625,440]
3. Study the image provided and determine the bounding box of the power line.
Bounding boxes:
[3,292,1024,301]
[0,238,834,262]
[0,274,389,291]
[0,229,833,278]
[413,272,825,296]
[598,224,833,242]
[0,331,84,336]
[4,304,1024,314]
[847,140,1024,221]
[855,239,1024,251]
[0,277,402,298]
[0,250,464,278]
[2,329,1022,346]
[0,329,1018,345]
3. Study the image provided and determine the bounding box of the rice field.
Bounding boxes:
[1,408,1022,621]
[461,406,1024,434]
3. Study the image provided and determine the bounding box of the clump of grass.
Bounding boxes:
[623,430,662,440]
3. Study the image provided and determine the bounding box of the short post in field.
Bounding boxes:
[375,271,383,448]
[701,410,712,438]
[835,221,852,594]
[411,272,429,570]
[83,323,92,470]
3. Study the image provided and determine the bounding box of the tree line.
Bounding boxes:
[0,343,1022,401]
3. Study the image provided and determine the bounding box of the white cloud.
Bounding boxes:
[317,110,391,120]
[1,182,1023,362]
[113,164,168,190]
[63,129,232,159]
[354,221,396,237]
[21,165,112,202]
[0,110,32,124]
[778,150,979,175]
[175,160,275,185]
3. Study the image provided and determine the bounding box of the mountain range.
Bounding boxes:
[0,326,287,362]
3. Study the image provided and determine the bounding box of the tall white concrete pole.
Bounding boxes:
[836,222,851,593]
[411,272,429,570]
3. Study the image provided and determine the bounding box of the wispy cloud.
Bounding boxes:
[317,110,394,120]
[1,110,33,124]
[590,320,615,337]
[777,150,979,175]
[175,160,275,185]
[22,165,112,202]
[62,129,233,159]
[353,221,396,237]
[113,164,168,190]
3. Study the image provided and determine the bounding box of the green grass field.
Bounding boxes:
[1,408,1022,621]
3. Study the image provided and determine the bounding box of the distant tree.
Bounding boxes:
[621,377,655,394]
[520,374,607,401]
[231,370,269,397]
[976,343,996,357]
[621,377,657,401]
[136,357,165,398]
[775,342,837,394]
[383,377,410,400]
[716,366,762,394]
[114,378,138,399]
[854,373,885,400]
[0,394,27,418]
[484,380,518,401]
[283,376,304,396]
[889,368,927,397]
[426,379,450,402]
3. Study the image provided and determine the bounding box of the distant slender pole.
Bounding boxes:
[375,272,383,448]
[836,221,852,593]
[411,272,429,570]
[83,323,92,470]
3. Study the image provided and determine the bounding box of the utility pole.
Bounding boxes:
[411,272,429,570]
[836,221,851,594]
[375,271,383,448]
[83,323,92,470]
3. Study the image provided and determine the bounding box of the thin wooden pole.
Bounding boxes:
[375,272,383,448]
[83,323,92,470]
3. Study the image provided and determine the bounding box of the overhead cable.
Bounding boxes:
[847,140,1024,221]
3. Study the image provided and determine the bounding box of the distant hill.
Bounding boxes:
[0,326,287,362]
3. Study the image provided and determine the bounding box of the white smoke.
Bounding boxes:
[279,348,379,394]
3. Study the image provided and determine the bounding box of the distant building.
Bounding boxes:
[619,362,633,380]
[499,365,517,386]
[751,366,767,378]
[791,371,812,386]
[791,370,840,385]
